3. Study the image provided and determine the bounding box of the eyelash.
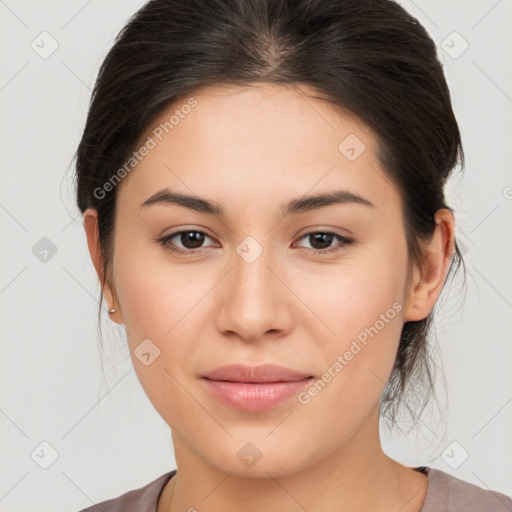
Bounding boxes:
[157,229,354,256]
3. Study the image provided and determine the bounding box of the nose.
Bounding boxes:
[214,242,294,343]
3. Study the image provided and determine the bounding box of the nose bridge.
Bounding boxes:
[235,237,274,296]
[216,234,290,339]
[232,234,279,309]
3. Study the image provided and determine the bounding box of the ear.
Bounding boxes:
[403,208,456,322]
[83,208,123,324]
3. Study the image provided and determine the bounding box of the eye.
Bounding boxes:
[294,231,354,254]
[158,228,354,256]
[158,229,218,255]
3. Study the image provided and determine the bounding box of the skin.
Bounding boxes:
[84,82,455,512]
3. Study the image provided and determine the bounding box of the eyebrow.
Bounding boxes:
[139,188,375,217]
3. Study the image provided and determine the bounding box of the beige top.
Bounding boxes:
[77,466,512,511]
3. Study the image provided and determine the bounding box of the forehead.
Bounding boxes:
[116,82,398,213]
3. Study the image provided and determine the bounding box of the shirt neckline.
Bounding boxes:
[155,466,431,511]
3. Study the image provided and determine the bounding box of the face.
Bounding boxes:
[89,83,420,477]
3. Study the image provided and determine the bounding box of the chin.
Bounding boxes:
[204,442,313,479]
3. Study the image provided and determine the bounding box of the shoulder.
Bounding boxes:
[76,470,176,512]
[421,467,512,512]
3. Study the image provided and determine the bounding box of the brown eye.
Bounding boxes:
[176,231,206,249]
[296,231,354,254]
[158,230,216,255]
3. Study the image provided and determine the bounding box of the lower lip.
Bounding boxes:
[201,377,314,411]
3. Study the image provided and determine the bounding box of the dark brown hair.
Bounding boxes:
[74,0,466,429]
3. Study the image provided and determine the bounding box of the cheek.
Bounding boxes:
[293,239,408,407]
[112,235,205,340]
[294,237,407,342]
[111,244,203,425]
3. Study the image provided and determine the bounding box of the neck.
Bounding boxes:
[159,409,428,512]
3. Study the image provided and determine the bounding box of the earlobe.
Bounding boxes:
[403,209,456,322]
[83,209,123,324]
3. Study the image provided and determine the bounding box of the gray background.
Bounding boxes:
[1,0,511,510]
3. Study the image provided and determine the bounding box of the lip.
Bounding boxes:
[201,364,314,411]
[202,363,312,383]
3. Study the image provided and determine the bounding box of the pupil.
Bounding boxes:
[182,231,204,249]
[311,233,332,250]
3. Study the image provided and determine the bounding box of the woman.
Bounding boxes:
[74,0,512,510]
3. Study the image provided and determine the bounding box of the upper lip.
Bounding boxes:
[202,364,313,383]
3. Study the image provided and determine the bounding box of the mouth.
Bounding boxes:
[200,364,314,411]
[201,363,313,383]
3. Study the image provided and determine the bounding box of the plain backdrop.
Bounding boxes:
[1,0,511,510]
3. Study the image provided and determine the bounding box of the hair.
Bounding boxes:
[74,0,466,430]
